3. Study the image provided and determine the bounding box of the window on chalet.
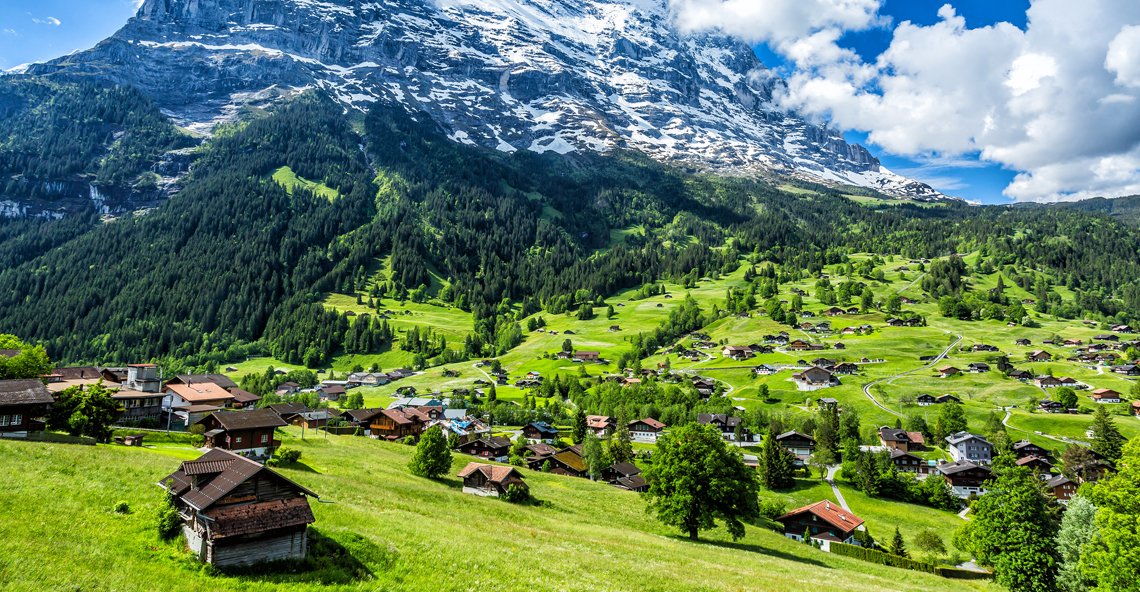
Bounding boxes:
[0,415,22,426]
[260,434,269,444]
[234,436,243,444]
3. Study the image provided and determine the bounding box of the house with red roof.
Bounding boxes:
[776,500,866,552]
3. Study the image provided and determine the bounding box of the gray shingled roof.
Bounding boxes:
[0,379,55,407]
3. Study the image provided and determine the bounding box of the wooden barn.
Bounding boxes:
[157,449,318,567]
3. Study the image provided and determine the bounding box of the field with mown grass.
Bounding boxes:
[0,436,998,592]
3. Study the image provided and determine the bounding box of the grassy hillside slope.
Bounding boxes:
[0,437,997,592]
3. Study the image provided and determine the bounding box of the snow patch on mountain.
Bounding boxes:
[27,0,956,200]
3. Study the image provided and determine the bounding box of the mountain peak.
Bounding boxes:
[31,0,952,200]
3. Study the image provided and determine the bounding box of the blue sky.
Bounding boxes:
[0,0,140,70]
[752,0,1031,204]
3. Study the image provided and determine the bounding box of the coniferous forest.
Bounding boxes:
[2,79,1140,369]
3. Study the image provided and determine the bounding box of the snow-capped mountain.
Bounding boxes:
[30,0,951,200]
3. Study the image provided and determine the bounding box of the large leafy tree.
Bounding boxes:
[971,453,1059,592]
[1083,437,1140,592]
[643,423,759,541]
[408,425,453,479]
[0,335,52,381]
[46,382,120,443]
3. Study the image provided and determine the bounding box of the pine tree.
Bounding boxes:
[408,425,453,479]
[572,408,587,444]
[1089,405,1124,462]
[889,527,908,558]
[610,406,634,464]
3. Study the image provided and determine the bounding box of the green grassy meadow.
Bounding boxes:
[0,436,998,592]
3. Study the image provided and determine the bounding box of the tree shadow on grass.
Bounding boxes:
[692,537,831,569]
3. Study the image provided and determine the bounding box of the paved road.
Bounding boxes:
[957,507,971,521]
[894,271,927,295]
[825,465,851,511]
[1001,408,1069,444]
[860,331,963,418]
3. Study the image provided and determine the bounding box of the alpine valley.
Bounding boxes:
[2,1,1140,591]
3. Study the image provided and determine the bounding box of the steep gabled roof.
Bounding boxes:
[202,408,287,431]
[457,462,526,484]
[776,500,865,533]
[158,449,317,512]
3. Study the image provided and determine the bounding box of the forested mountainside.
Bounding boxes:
[1058,195,1140,226]
[2,82,1140,369]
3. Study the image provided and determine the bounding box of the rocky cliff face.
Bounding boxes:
[31,0,950,200]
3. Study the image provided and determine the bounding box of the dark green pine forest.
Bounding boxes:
[2,77,1140,369]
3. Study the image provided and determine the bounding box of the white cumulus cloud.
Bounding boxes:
[673,0,1140,202]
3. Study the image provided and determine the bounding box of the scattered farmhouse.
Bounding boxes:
[776,501,866,552]
[157,449,318,567]
[458,462,527,497]
[0,379,54,438]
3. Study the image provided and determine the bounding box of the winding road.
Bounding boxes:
[860,331,964,418]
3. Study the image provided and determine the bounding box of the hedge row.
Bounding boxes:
[831,542,937,574]
[831,543,994,580]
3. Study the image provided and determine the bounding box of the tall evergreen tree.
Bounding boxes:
[572,408,587,445]
[888,527,908,558]
[1082,436,1140,591]
[1055,495,1097,592]
[1089,405,1125,462]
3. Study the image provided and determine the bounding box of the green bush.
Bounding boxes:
[277,447,302,464]
[155,488,181,540]
[112,500,131,515]
[758,499,786,520]
[501,484,530,504]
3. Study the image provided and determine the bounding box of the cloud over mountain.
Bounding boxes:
[674,0,1140,202]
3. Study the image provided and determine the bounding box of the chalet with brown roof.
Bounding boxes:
[1090,388,1122,403]
[457,436,512,463]
[938,366,960,378]
[195,409,286,459]
[776,500,865,552]
[1013,440,1051,459]
[786,340,812,351]
[936,394,961,405]
[1009,369,1034,381]
[228,388,261,410]
[878,427,919,452]
[522,422,560,443]
[916,393,937,406]
[542,445,588,478]
[457,462,527,497]
[368,407,428,441]
[629,417,665,442]
[1035,375,1063,388]
[1015,338,1031,346]
[938,460,992,498]
[890,450,933,476]
[1016,455,1055,476]
[44,366,102,393]
[604,462,648,492]
[0,379,54,438]
[775,431,815,464]
[167,374,239,391]
[586,415,616,436]
[1027,350,1052,362]
[157,449,318,567]
[1046,475,1077,505]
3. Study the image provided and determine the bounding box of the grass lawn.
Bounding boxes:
[0,437,998,592]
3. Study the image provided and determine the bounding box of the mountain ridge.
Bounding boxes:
[27,0,954,201]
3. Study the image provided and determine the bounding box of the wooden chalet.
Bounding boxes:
[915,393,937,406]
[890,450,933,476]
[938,461,992,498]
[586,415,616,436]
[786,340,813,351]
[522,422,560,443]
[1015,455,1055,476]
[936,394,961,405]
[697,413,749,441]
[157,449,318,567]
[1046,475,1077,504]
[776,500,865,552]
[628,417,665,442]
[457,436,512,463]
[1027,350,1052,362]
[1013,440,1052,459]
[457,462,527,497]
[938,366,960,378]
[196,409,287,459]
[112,388,166,422]
[775,431,815,464]
[543,445,588,478]
[0,379,53,438]
[369,407,428,441]
[574,351,600,363]
[228,388,262,410]
[878,427,920,452]
[1090,388,1122,403]
[605,462,648,492]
